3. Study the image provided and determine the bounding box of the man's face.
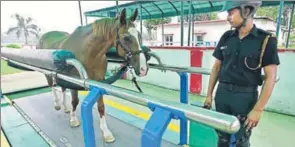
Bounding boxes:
[226,8,244,28]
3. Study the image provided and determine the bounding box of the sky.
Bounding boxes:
[1,1,227,35]
[1,1,133,34]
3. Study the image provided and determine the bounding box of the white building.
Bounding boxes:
[148,16,286,47]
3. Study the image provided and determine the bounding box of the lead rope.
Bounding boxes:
[244,35,270,70]
[128,67,143,93]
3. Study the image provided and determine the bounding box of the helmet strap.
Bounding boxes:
[235,7,249,31]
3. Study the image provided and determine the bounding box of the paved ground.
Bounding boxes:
[1,71,48,94]
[2,72,295,147]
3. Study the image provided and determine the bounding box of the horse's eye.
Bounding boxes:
[123,36,131,41]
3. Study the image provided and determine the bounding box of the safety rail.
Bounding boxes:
[1,47,240,147]
[107,57,279,145]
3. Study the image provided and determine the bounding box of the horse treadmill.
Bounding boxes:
[2,92,178,147]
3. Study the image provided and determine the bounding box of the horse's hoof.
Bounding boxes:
[70,120,80,127]
[64,108,71,113]
[54,105,61,111]
[104,135,115,143]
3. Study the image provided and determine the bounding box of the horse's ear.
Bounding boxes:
[130,8,138,22]
[120,8,126,25]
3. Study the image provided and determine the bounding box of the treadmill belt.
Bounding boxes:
[14,92,178,147]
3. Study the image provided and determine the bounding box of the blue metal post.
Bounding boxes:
[178,72,188,145]
[141,107,172,147]
[81,86,107,147]
[276,1,284,37]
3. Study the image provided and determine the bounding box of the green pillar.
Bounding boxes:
[192,13,195,46]
[187,1,192,46]
[181,1,184,46]
[276,1,284,37]
[162,16,164,46]
[140,4,143,45]
[286,4,294,48]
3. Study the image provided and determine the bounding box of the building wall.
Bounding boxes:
[154,18,284,47]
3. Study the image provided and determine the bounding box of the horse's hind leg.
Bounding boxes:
[45,75,61,111]
[61,87,71,113]
[69,89,80,127]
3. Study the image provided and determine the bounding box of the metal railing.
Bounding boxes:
[1,51,241,146]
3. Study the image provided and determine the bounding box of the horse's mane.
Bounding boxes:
[91,17,134,39]
[91,18,119,39]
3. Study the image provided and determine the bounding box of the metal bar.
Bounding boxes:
[181,1,184,46]
[187,1,192,46]
[168,1,179,15]
[78,1,83,26]
[151,63,281,82]
[105,58,279,82]
[3,58,240,134]
[140,4,143,45]
[209,1,213,8]
[162,17,165,46]
[286,4,294,48]
[85,16,88,25]
[151,2,164,14]
[192,11,195,46]
[65,59,88,79]
[276,0,284,37]
[141,7,152,19]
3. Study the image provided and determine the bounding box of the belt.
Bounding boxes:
[219,82,258,92]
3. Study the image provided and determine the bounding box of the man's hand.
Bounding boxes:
[204,96,213,109]
[244,109,263,131]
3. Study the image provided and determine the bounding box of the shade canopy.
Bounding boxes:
[84,1,295,20]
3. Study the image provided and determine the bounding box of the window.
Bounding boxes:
[164,35,173,46]
[194,34,204,46]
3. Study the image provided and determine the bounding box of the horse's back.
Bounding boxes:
[39,31,69,49]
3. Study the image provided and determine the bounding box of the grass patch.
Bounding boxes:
[1,60,24,75]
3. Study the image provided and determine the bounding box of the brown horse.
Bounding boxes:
[38,8,150,143]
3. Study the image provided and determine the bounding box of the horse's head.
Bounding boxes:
[115,8,149,77]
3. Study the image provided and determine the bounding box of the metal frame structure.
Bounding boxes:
[1,48,240,147]
[82,1,295,48]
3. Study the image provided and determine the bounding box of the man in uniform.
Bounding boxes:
[204,1,280,147]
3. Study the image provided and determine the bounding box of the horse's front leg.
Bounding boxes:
[97,97,115,143]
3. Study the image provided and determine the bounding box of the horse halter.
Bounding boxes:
[115,26,150,66]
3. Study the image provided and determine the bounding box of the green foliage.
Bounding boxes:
[183,12,218,22]
[144,18,171,29]
[144,18,172,40]
[256,5,295,28]
[6,44,21,49]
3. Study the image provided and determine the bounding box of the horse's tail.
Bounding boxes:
[37,31,69,50]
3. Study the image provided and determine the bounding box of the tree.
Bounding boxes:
[144,18,171,40]
[6,13,41,45]
[181,12,218,22]
[256,5,295,28]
